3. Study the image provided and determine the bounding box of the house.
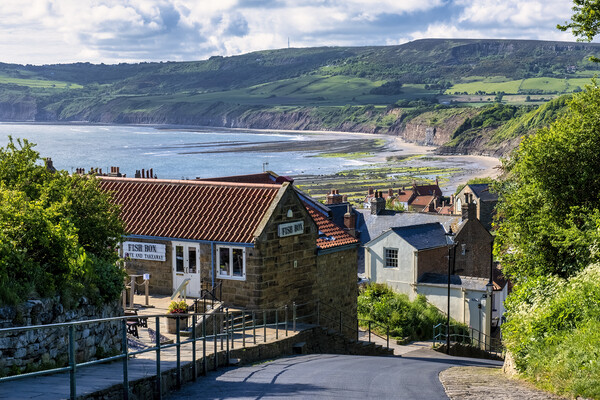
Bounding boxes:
[99,172,359,338]
[454,183,498,231]
[363,202,496,335]
[362,180,443,212]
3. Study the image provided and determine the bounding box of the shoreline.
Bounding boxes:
[0,121,501,192]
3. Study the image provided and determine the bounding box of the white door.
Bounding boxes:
[172,242,201,297]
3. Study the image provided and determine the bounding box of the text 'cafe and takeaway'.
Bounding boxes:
[99,172,360,338]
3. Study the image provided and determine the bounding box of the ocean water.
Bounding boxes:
[0,123,372,179]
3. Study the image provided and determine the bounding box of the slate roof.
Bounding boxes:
[99,177,281,243]
[355,209,459,245]
[304,203,360,250]
[419,272,490,290]
[467,183,498,202]
[390,222,449,250]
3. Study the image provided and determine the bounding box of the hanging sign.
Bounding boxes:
[123,241,166,261]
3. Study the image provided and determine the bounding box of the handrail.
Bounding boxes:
[432,323,504,356]
[0,300,393,399]
[171,278,190,301]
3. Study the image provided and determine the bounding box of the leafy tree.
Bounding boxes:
[0,138,126,306]
[493,83,600,281]
[558,0,600,61]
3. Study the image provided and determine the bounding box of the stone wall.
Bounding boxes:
[124,238,173,295]
[417,246,451,278]
[316,248,359,339]
[0,298,121,376]
[454,219,493,279]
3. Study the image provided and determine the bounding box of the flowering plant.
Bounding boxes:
[167,300,188,314]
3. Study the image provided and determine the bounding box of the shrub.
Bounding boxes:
[502,264,600,399]
[358,283,465,341]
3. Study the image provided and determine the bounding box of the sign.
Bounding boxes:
[123,241,166,261]
[278,220,304,237]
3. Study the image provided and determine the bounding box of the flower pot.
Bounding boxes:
[167,314,188,334]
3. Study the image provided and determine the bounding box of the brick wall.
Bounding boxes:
[416,246,450,278]
[316,247,358,339]
[454,219,493,279]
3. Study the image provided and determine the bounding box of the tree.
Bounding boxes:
[558,0,600,61]
[0,138,126,306]
[493,83,600,282]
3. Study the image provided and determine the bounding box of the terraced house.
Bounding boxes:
[99,172,360,338]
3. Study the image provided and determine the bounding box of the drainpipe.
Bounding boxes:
[211,242,215,289]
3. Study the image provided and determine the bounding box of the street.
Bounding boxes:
[168,349,503,399]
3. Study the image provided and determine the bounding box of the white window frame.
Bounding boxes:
[216,245,247,281]
[384,247,399,268]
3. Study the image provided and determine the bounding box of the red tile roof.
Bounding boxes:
[99,177,281,243]
[304,203,360,250]
[410,195,435,207]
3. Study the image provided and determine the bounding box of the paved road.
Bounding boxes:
[168,349,503,400]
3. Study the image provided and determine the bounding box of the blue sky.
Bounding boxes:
[0,0,580,65]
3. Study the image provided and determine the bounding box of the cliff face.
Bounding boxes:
[0,100,37,121]
[0,98,516,156]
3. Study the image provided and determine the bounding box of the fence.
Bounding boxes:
[432,323,504,357]
[0,301,391,400]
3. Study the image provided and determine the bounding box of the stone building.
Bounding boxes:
[454,183,498,231]
[99,173,359,338]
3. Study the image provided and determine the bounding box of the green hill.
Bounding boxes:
[0,38,597,155]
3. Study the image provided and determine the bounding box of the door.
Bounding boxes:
[172,242,201,297]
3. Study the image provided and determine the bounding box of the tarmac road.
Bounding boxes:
[167,349,503,400]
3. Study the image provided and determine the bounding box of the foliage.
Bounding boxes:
[357,283,465,341]
[558,0,600,42]
[0,138,126,307]
[167,300,189,314]
[493,83,600,281]
[370,80,403,95]
[502,264,600,399]
[385,198,406,212]
[453,103,532,139]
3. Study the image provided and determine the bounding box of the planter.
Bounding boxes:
[166,314,188,334]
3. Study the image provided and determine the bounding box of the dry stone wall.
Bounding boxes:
[0,298,121,376]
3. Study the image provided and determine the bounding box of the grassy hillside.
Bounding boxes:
[0,38,596,154]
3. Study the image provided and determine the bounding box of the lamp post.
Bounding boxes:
[445,229,456,354]
[485,280,494,351]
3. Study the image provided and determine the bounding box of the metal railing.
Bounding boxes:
[194,282,222,312]
[432,323,504,357]
[0,300,392,400]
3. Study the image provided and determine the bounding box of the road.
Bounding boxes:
[167,349,503,400]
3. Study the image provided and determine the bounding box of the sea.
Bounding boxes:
[0,123,373,179]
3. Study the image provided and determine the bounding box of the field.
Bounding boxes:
[0,74,83,89]
[447,76,594,95]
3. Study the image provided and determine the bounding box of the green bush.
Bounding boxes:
[358,283,465,341]
[0,138,126,307]
[502,264,600,399]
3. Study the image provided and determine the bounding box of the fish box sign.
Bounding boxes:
[123,241,166,261]
[278,221,304,237]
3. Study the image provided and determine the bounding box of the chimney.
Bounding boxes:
[462,201,477,221]
[368,187,374,196]
[326,189,343,205]
[135,170,141,178]
[371,190,386,215]
[150,168,153,178]
[342,194,348,203]
[344,204,357,237]
[142,168,145,178]
[388,188,394,197]
[44,158,57,173]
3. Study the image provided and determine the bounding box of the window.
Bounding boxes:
[217,246,246,280]
[385,248,398,268]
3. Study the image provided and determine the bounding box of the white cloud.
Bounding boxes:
[0,0,588,64]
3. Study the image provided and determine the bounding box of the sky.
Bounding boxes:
[0,0,581,65]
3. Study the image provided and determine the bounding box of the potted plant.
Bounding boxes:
[166,300,189,334]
